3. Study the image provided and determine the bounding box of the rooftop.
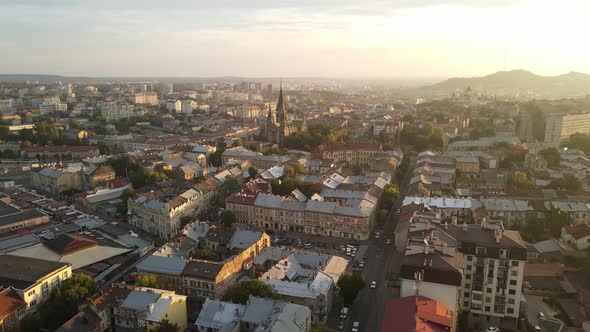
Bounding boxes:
[0,255,70,290]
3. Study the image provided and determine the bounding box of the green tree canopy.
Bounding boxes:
[221,210,236,229]
[549,174,583,191]
[540,147,561,168]
[337,272,365,306]
[508,171,533,189]
[222,280,278,304]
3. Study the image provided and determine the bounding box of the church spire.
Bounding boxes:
[276,82,287,125]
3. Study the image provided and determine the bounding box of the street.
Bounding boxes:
[339,155,416,332]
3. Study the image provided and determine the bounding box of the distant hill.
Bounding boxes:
[422,70,590,98]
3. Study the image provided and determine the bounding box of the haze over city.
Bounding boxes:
[1,0,589,77]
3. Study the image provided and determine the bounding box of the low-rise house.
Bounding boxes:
[0,255,72,312]
[561,224,590,250]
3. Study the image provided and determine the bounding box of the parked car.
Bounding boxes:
[370,281,377,289]
[352,321,360,332]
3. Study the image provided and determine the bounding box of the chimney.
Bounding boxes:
[462,222,468,232]
[494,228,502,243]
[443,222,448,230]
[148,303,155,314]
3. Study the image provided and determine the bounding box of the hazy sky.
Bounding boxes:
[0,0,588,78]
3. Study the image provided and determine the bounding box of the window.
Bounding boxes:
[467,256,473,261]
[485,297,491,302]
[466,274,471,280]
[511,261,519,267]
[510,280,517,286]
[464,292,470,298]
[463,301,469,307]
[486,288,492,293]
[507,308,514,314]
[508,299,515,304]
[508,289,516,295]
[467,265,472,271]
[42,282,49,298]
[485,306,490,312]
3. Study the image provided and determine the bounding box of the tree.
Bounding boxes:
[0,126,10,140]
[380,184,400,211]
[248,165,258,178]
[20,314,42,332]
[35,121,61,145]
[232,138,242,147]
[23,273,96,331]
[137,274,160,288]
[441,186,456,196]
[338,273,365,306]
[153,319,181,332]
[549,174,583,191]
[540,147,560,168]
[508,171,533,189]
[376,209,388,227]
[222,280,278,304]
[209,150,223,167]
[192,248,221,261]
[221,210,236,229]
[117,188,136,215]
[549,207,569,238]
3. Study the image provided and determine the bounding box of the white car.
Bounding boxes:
[486,327,499,332]
[370,281,376,289]
[386,239,391,245]
[359,261,365,268]
[375,233,380,239]
[352,321,360,332]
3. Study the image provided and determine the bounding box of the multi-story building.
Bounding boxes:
[131,92,159,106]
[399,220,527,329]
[57,283,187,332]
[254,247,347,324]
[544,112,590,146]
[166,100,181,113]
[98,102,141,121]
[323,143,384,166]
[195,296,312,332]
[402,196,482,223]
[22,145,100,161]
[479,198,533,226]
[0,255,72,312]
[39,100,67,115]
[0,287,26,332]
[128,189,209,240]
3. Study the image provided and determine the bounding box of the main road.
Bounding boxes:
[343,155,416,332]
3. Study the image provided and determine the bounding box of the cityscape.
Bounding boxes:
[0,1,590,332]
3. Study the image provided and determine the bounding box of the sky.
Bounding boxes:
[0,0,589,78]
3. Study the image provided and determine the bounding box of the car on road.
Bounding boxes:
[338,321,344,330]
[304,242,313,249]
[352,321,360,332]
[395,208,401,214]
[359,261,364,268]
[386,239,391,245]
[375,233,380,239]
[485,327,499,332]
[340,307,348,319]
[370,281,377,289]
[534,326,541,332]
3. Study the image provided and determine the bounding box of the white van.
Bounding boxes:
[352,321,360,332]
[340,307,349,319]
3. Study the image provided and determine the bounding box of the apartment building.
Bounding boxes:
[128,188,209,240]
[322,143,384,165]
[22,145,99,161]
[196,296,312,332]
[57,283,187,332]
[98,102,141,121]
[0,255,72,312]
[544,112,590,146]
[0,287,26,332]
[131,92,159,106]
[398,220,527,329]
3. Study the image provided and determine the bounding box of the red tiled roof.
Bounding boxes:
[25,146,98,153]
[564,224,590,240]
[225,192,258,205]
[0,287,26,319]
[381,296,453,332]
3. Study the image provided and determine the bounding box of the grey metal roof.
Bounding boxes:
[136,255,187,276]
[120,290,160,311]
[229,230,262,250]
